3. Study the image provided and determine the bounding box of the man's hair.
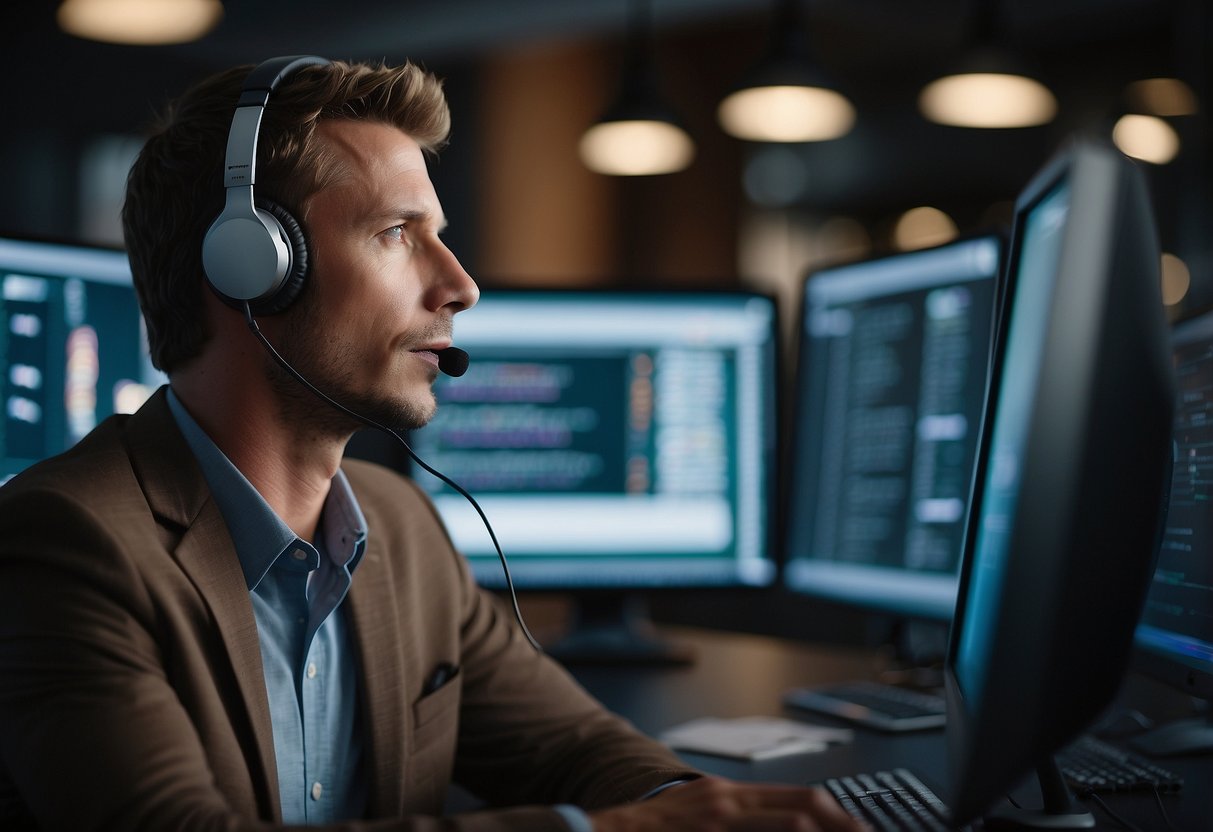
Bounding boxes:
[122,60,450,373]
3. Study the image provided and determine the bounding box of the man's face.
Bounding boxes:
[269,119,479,433]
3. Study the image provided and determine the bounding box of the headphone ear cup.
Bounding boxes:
[249,199,310,315]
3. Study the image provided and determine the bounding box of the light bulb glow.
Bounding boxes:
[58,0,223,45]
[919,73,1057,128]
[894,207,957,251]
[579,119,695,176]
[1160,253,1190,306]
[1112,114,1180,165]
[718,85,855,142]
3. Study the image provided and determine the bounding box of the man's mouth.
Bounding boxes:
[410,348,440,369]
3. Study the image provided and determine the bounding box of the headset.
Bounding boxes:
[201,56,537,650]
[202,55,329,315]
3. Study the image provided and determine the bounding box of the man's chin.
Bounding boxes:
[359,388,438,433]
[410,397,439,430]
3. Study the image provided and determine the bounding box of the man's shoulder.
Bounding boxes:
[0,387,181,518]
[2,413,134,500]
[0,413,160,558]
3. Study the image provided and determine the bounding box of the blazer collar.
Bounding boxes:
[125,387,283,821]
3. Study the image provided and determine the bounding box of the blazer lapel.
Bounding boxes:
[174,505,282,819]
[346,531,410,817]
[125,389,282,820]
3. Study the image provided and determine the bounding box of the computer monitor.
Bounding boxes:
[783,235,1002,626]
[944,139,1173,827]
[405,288,779,662]
[0,235,162,483]
[1127,305,1213,757]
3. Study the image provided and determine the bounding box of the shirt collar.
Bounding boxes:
[166,387,368,590]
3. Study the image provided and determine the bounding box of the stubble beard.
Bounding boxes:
[264,294,439,439]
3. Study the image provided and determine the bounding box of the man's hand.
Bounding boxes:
[588,776,868,832]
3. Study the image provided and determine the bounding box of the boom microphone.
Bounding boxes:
[436,346,470,378]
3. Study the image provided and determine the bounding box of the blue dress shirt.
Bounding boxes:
[168,390,368,823]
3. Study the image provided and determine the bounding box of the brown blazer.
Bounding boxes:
[0,388,696,831]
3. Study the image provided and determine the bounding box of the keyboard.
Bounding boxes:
[822,768,967,832]
[1057,735,1184,794]
[817,738,1182,831]
[784,681,946,732]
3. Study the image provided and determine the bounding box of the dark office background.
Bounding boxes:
[2,0,1208,647]
[3,1,1208,286]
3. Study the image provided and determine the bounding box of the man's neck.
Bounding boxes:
[170,375,348,543]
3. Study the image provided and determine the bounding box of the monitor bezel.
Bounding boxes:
[942,139,1174,823]
[0,233,132,286]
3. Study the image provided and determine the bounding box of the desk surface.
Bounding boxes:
[565,626,1213,832]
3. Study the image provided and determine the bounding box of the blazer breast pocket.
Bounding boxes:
[412,665,461,745]
[408,668,462,810]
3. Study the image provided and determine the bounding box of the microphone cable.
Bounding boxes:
[241,303,543,653]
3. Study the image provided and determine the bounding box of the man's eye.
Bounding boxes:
[384,225,405,241]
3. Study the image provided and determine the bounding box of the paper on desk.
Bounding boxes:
[660,716,853,761]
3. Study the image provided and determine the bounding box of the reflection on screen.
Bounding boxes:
[409,292,777,589]
[784,236,1001,619]
[956,183,1070,701]
[0,238,162,482]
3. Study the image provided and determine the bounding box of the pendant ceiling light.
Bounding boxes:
[1111,76,1197,166]
[919,0,1056,129]
[579,0,695,176]
[58,0,223,45]
[717,0,854,143]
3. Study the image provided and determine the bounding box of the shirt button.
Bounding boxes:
[311,782,323,801]
[307,663,317,679]
[292,549,308,561]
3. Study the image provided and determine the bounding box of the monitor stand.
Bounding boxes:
[982,759,1095,830]
[543,593,696,666]
[1129,711,1213,757]
[876,618,948,691]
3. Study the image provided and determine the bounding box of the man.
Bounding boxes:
[0,58,862,831]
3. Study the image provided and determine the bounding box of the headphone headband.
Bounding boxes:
[222,55,331,189]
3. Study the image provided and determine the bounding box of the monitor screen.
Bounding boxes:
[1132,307,1213,703]
[1140,308,1213,698]
[0,236,163,482]
[406,289,779,590]
[783,235,1002,621]
[953,185,1068,705]
[943,140,1173,824]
